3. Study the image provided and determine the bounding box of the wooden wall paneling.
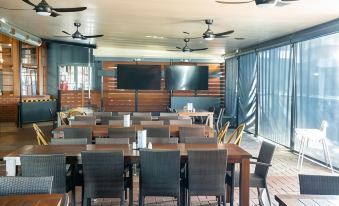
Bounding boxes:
[11,39,20,96]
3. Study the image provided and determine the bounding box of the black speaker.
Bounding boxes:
[255,0,275,5]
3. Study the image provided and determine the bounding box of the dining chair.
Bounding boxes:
[93,112,112,117]
[159,112,178,117]
[109,120,125,126]
[81,151,130,206]
[96,138,130,144]
[133,112,152,117]
[117,112,131,116]
[299,174,339,195]
[51,138,87,145]
[74,116,97,124]
[32,123,49,145]
[21,154,76,206]
[225,123,245,146]
[108,127,136,142]
[139,150,181,206]
[58,112,69,125]
[0,176,53,196]
[184,137,218,144]
[214,108,225,133]
[217,121,230,143]
[63,127,92,144]
[179,126,205,143]
[101,116,123,125]
[159,116,179,125]
[225,141,276,206]
[142,126,170,138]
[140,120,164,126]
[131,116,152,124]
[147,137,179,144]
[69,120,95,126]
[170,119,192,125]
[187,149,227,206]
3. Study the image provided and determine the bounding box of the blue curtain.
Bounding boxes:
[225,58,238,117]
[238,53,257,133]
[295,33,339,167]
[257,46,293,147]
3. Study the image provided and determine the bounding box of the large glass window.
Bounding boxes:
[59,65,91,90]
[21,45,38,96]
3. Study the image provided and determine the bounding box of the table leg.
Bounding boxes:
[239,158,250,206]
[5,157,17,176]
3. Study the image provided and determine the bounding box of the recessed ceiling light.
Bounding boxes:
[0,18,6,23]
[145,35,165,39]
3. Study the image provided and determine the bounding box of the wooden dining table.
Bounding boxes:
[0,194,64,206]
[52,124,214,138]
[4,143,251,206]
[275,194,339,206]
[177,110,214,129]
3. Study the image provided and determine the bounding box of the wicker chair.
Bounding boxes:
[63,127,92,144]
[225,123,245,146]
[0,176,53,196]
[109,120,125,126]
[131,116,152,125]
[159,112,178,117]
[117,112,131,116]
[81,151,130,206]
[140,120,164,126]
[225,141,276,206]
[170,119,192,125]
[184,137,218,144]
[159,116,179,125]
[32,123,49,145]
[139,150,181,206]
[142,126,170,138]
[299,174,339,195]
[214,108,225,133]
[101,116,123,125]
[51,138,87,145]
[96,138,130,144]
[179,126,205,143]
[133,112,152,117]
[187,149,227,206]
[93,112,112,117]
[108,127,136,142]
[217,121,230,143]
[20,154,75,206]
[147,137,179,144]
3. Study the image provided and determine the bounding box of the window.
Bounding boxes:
[21,67,37,95]
[59,65,91,91]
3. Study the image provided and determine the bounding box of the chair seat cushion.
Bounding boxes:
[226,171,266,188]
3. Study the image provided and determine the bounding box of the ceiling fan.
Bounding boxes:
[201,19,234,41]
[215,0,299,6]
[167,38,208,53]
[56,23,104,40]
[22,0,87,17]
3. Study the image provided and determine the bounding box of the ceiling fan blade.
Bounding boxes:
[215,30,235,36]
[216,0,254,4]
[50,11,60,17]
[83,34,104,38]
[22,0,36,7]
[54,36,71,38]
[234,37,245,40]
[191,48,208,51]
[62,31,72,35]
[167,50,182,51]
[176,46,182,50]
[214,36,227,39]
[53,7,87,12]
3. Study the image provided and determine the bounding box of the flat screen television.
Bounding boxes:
[117,65,161,90]
[165,65,209,90]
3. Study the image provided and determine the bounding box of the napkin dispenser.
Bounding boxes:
[123,114,131,127]
[137,130,147,149]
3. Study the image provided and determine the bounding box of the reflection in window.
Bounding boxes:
[21,67,37,96]
[59,65,91,91]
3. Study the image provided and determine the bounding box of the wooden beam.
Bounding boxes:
[11,39,20,96]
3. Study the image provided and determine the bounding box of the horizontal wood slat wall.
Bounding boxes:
[102,61,225,112]
[59,90,101,110]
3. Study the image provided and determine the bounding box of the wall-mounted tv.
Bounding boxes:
[117,65,161,90]
[165,65,209,90]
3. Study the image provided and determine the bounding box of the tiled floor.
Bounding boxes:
[0,122,336,206]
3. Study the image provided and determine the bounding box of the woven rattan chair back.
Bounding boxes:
[147,137,178,144]
[169,119,192,125]
[21,154,66,194]
[131,116,152,125]
[81,151,124,199]
[184,137,218,144]
[187,149,227,197]
[143,126,170,138]
[0,176,53,196]
[225,123,245,145]
[101,116,123,125]
[217,121,230,143]
[140,120,164,126]
[299,174,339,195]
[33,123,49,146]
[158,116,179,125]
[51,138,87,145]
[63,127,92,144]
[108,127,136,142]
[95,138,129,144]
[254,141,276,178]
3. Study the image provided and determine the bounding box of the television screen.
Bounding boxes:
[117,65,161,90]
[165,65,209,90]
